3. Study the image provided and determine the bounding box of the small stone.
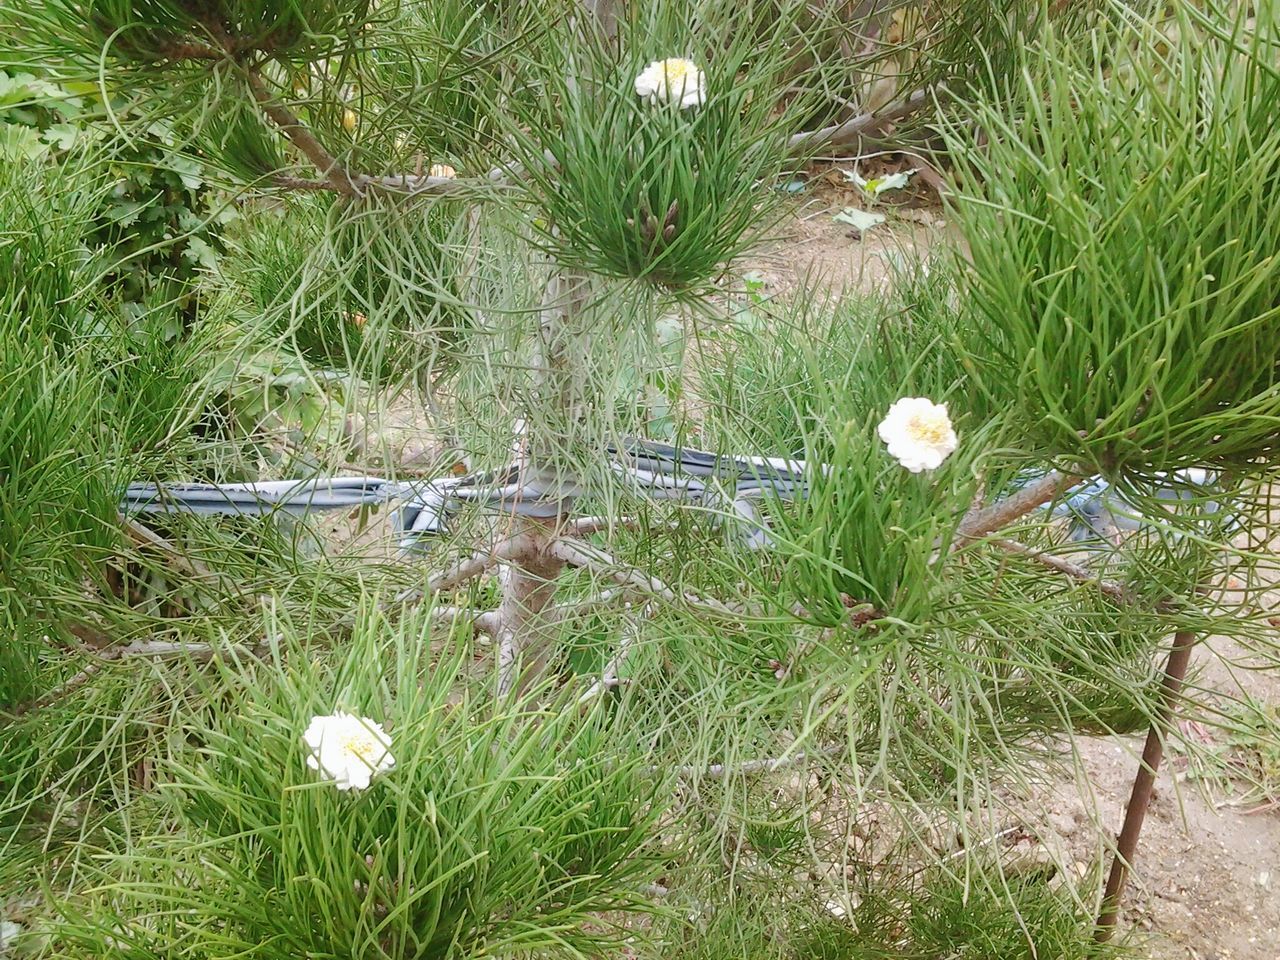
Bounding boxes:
[0,921,23,954]
[1047,810,1079,836]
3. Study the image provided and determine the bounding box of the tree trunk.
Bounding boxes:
[492,0,602,698]
[492,267,590,696]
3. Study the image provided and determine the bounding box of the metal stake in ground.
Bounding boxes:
[1094,628,1198,940]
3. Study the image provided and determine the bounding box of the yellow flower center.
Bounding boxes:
[907,412,950,446]
[660,59,693,83]
[340,730,382,765]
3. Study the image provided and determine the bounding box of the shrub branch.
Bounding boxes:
[955,471,1083,545]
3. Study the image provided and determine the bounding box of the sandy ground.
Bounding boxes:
[740,176,1280,960]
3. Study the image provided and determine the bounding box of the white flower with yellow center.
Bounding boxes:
[634,57,706,110]
[302,711,395,791]
[877,397,957,473]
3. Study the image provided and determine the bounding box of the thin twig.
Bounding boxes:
[271,158,533,199]
[549,539,739,617]
[429,605,500,637]
[396,538,521,606]
[942,825,1023,863]
[427,544,513,594]
[1243,799,1280,816]
[774,626,838,682]
[5,640,262,718]
[119,515,218,583]
[119,515,272,614]
[990,538,1129,602]
[1095,629,1199,940]
[787,89,929,156]
[577,603,650,705]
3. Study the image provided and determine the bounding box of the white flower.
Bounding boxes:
[634,58,706,109]
[842,167,916,199]
[302,710,395,791]
[427,163,456,179]
[877,397,957,473]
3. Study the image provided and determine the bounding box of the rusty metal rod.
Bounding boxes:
[1094,629,1198,940]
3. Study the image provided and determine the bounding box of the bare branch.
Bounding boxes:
[429,605,502,637]
[245,70,361,197]
[577,604,649,705]
[787,89,930,156]
[773,625,838,682]
[955,471,1083,546]
[120,514,218,583]
[549,539,739,617]
[270,175,334,192]
[270,159,531,199]
[119,515,272,614]
[159,41,226,61]
[394,539,521,608]
[495,522,566,697]
[426,545,512,594]
[990,538,1129,602]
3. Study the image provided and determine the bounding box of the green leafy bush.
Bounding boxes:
[222,190,471,388]
[22,1,376,67]
[699,284,978,625]
[0,69,230,320]
[649,862,1128,960]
